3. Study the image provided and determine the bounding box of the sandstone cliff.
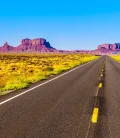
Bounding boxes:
[97,43,120,51]
[0,38,56,52]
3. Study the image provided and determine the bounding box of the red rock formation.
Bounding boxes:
[97,43,120,51]
[0,38,56,52]
[1,39,120,54]
[0,42,14,52]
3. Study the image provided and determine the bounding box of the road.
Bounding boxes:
[0,55,120,138]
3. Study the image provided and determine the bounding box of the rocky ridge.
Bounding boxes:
[0,38,57,52]
[97,43,120,51]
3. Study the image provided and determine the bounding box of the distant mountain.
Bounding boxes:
[0,42,14,52]
[1,39,120,55]
[97,43,120,51]
[73,43,120,55]
[93,43,120,55]
[0,38,57,52]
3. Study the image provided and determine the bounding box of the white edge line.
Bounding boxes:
[0,57,101,106]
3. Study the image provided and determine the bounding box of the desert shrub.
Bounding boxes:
[11,67,16,71]
[43,66,54,71]
[0,79,6,88]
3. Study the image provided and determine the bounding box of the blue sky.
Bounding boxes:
[0,0,120,50]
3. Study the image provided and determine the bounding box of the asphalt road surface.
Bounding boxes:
[0,55,120,138]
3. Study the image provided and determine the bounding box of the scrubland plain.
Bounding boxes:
[111,55,120,62]
[0,53,99,95]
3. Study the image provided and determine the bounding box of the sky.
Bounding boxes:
[0,0,120,50]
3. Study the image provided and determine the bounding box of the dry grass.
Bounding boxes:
[111,55,120,62]
[0,53,99,94]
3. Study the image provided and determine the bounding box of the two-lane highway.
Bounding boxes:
[0,56,120,138]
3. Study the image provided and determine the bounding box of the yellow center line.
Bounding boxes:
[102,69,104,72]
[91,108,99,123]
[101,74,103,77]
[98,83,102,88]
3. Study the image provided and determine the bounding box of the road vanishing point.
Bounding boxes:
[0,56,120,138]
